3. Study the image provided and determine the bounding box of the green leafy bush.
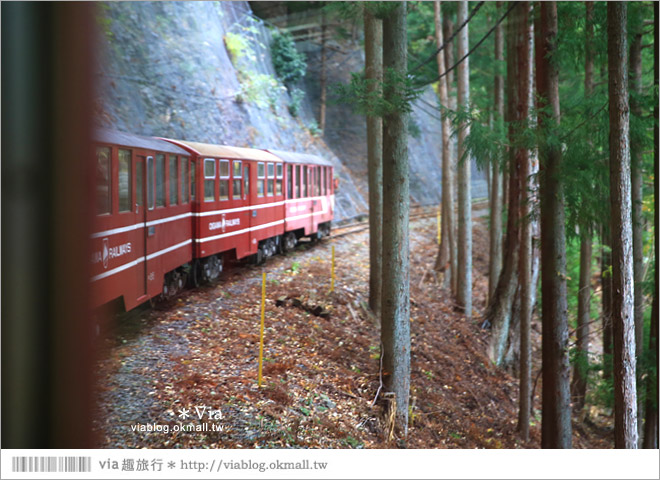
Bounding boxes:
[288,87,305,117]
[271,31,307,85]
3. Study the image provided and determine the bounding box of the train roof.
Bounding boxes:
[266,149,332,167]
[162,139,282,162]
[93,129,189,156]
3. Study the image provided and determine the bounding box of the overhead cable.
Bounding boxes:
[409,1,485,74]
[416,1,519,89]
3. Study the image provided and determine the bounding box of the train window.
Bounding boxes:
[257,162,265,197]
[303,166,308,197]
[276,163,283,196]
[244,165,250,197]
[181,157,189,203]
[295,165,301,198]
[287,165,293,198]
[204,158,216,202]
[309,167,313,197]
[147,156,155,210]
[316,167,322,197]
[309,167,314,197]
[321,167,325,195]
[156,154,165,207]
[219,159,230,177]
[96,146,111,215]
[232,161,242,200]
[136,160,144,207]
[118,149,132,212]
[219,159,229,201]
[190,160,196,201]
[169,155,178,205]
[267,162,274,197]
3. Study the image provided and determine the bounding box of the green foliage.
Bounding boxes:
[332,68,422,117]
[235,72,284,110]
[271,31,307,85]
[224,31,254,64]
[288,87,305,117]
[306,121,322,137]
[95,3,115,42]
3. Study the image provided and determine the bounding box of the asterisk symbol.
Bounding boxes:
[178,408,190,419]
[168,461,176,469]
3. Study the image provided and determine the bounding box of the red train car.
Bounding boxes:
[162,139,335,282]
[91,130,335,312]
[91,130,194,311]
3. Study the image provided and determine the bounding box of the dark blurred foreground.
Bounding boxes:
[2,2,96,448]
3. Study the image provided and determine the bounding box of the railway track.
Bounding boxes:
[330,204,439,239]
[329,200,488,240]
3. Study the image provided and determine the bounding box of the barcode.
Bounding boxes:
[11,456,92,473]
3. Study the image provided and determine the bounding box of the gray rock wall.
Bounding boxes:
[95,1,486,221]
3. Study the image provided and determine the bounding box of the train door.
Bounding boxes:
[135,156,148,299]
[310,166,317,233]
[246,161,259,255]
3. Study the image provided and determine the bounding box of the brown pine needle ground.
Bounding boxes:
[94,214,612,449]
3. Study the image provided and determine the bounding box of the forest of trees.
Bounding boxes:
[341,0,658,448]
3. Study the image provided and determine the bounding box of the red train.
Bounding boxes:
[91,129,335,312]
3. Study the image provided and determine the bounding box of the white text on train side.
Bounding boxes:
[91,239,132,269]
[209,218,240,231]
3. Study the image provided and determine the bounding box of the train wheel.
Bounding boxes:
[282,232,297,252]
[203,255,223,282]
[192,260,203,287]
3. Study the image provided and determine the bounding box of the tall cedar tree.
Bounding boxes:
[319,11,327,132]
[515,2,532,441]
[365,10,383,318]
[381,1,411,437]
[643,0,659,450]
[536,1,572,448]
[456,1,472,318]
[607,1,638,449]
[628,5,646,444]
[629,4,645,367]
[434,1,456,291]
[486,3,521,367]
[444,10,459,294]
[489,1,505,302]
[571,0,595,414]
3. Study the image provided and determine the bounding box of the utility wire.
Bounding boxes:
[409,1,485,75]
[416,1,518,89]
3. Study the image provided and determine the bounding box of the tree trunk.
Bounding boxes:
[536,1,572,449]
[433,1,455,291]
[381,0,411,438]
[572,228,592,412]
[629,5,645,445]
[365,10,383,319]
[489,1,505,303]
[319,11,327,132]
[443,12,456,108]
[629,0,645,359]
[607,1,638,449]
[571,0,594,415]
[513,1,532,442]
[443,11,458,294]
[486,9,520,367]
[602,227,614,382]
[456,1,472,319]
[643,0,659,449]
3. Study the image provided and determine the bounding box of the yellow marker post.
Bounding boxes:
[437,208,442,245]
[257,272,266,387]
[330,245,335,293]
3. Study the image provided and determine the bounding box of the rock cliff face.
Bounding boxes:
[95,1,485,220]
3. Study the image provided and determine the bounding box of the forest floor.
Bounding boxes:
[94,207,614,449]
